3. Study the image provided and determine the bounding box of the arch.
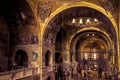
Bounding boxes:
[70,30,113,61]
[15,50,28,67]
[80,38,108,52]
[70,30,112,51]
[69,31,117,78]
[42,6,117,62]
[78,38,109,60]
[69,27,113,45]
[42,1,118,41]
[41,1,119,77]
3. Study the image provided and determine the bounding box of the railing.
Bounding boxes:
[0,67,40,80]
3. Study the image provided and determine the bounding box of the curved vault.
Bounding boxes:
[43,7,117,48]
[0,0,38,45]
[42,6,118,65]
[70,31,111,61]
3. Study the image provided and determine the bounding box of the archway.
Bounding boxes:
[79,38,109,78]
[42,5,118,80]
[15,50,28,68]
[42,2,118,41]
[43,7,117,60]
[70,31,117,79]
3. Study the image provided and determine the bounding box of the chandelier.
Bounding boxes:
[67,17,101,27]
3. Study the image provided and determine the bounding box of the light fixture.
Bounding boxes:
[94,18,98,22]
[87,34,89,36]
[95,64,97,67]
[93,53,97,59]
[94,18,98,23]
[92,34,95,36]
[72,18,75,24]
[67,17,100,27]
[86,18,90,23]
[79,18,83,24]
[85,53,88,60]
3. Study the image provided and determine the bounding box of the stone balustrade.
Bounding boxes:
[0,67,40,80]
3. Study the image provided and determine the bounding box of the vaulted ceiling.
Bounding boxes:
[0,0,118,44]
[0,0,35,28]
[0,0,118,28]
[45,7,117,44]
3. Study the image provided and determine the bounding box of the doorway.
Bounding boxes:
[15,50,28,68]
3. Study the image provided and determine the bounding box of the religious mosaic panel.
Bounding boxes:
[37,1,52,22]
[10,31,39,45]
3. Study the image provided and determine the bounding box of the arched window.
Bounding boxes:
[15,50,28,67]
[45,51,51,66]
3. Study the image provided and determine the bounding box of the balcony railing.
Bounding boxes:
[0,67,40,80]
